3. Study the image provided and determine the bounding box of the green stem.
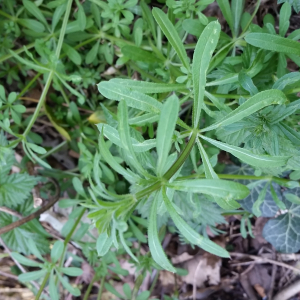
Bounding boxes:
[40,140,68,159]
[35,272,50,300]
[18,73,41,98]
[131,272,145,300]
[210,93,250,99]
[0,9,15,20]
[240,0,261,36]
[149,271,159,294]
[83,272,99,300]
[23,70,54,137]
[97,276,105,300]
[163,129,198,180]
[55,0,73,58]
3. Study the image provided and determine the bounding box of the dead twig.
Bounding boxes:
[230,252,300,274]
[273,279,300,300]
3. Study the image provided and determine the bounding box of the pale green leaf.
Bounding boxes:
[148,192,176,272]
[193,21,221,128]
[201,90,287,132]
[156,95,179,176]
[152,8,190,71]
[200,135,290,167]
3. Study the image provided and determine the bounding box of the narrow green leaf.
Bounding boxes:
[98,81,162,113]
[57,273,80,296]
[152,8,190,71]
[62,43,82,65]
[200,135,290,167]
[27,239,44,261]
[279,2,291,37]
[245,33,300,56]
[96,232,112,256]
[140,0,156,40]
[253,183,269,217]
[49,271,59,300]
[110,79,187,93]
[270,183,286,210]
[272,72,300,90]
[99,130,135,183]
[216,0,234,33]
[11,253,42,267]
[193,21,221,128]
[18,19,45,32]
[77,2,86,31]
[238,71,258,95]
[118,101,148,176]
[85,41,99,64]
[119,231,139,263]
[148,192,176,272]
[279,123,300,146]
[51,240,64,263]
[129,113,159,126]
[19,270,47,282]
[162,187,229,257]
[52,3,66,31]
[231,0,245,37]
[156,95,179,176]
[129,219,147,243]
[201,90,287,132]
[23,0,48,27]
[97,123,156,152]
[169,179,249,199]
[122,46,160,63]
[60,267,83,276]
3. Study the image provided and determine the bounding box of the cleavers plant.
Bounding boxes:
[0,0,300,298]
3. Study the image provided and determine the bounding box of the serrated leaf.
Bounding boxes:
[200,135,290,168]
[0,173,38,206]
[193,21,220,128]
[148,192,176,272]
[156,95,179,176]
[245,33,300,55]
[169,179,249,199]
[162,187,229,257]
[152,8,190,71]
[201,90,287,132]
[263,187,300,253]
[98,82,162,113]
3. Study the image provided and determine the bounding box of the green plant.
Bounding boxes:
[0,0,300,299]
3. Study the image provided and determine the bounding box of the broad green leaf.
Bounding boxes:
[11,253,42,267]
[156,95,179,176]
[23,0,48,27]
[152,8,190,71]
[193,21,221,128]
[98,82,162,113]
[162,187,230,257]
[245,33,300,56]
[169,179,249,199]
[99,131,135,183]
[148,192,176,272]
[200,135,290,167]
[201,90,287,132]
[238,71,258,95]
[97,123,156,152]
[19,270,47,282]
[121,46,161,63]
[231,0,245,37]
[279,2,291,37]
[18,19,45,32]
[110,79,187,93]
[216,0,234,33]
[118,101,148,176]
[51,240,64,263]
[263,188,300,253]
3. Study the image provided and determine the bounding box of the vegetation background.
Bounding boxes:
[0,0,300,299]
